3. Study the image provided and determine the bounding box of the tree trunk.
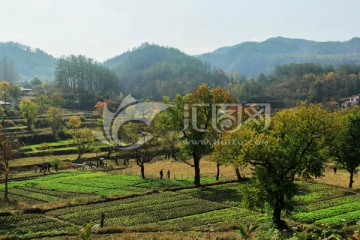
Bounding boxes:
[349,170,355,188]
[4,173,8,202]
[193,152,201,186]
[77,152,83,161]
[235,167,242,181]
[140,164,145,179]
[273,195,286,230]
[216,162,220,180]
[107,147,113,159]
[27,119,31,131]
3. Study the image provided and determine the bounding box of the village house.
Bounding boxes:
[326,94,359,109]
[341,94,359,108]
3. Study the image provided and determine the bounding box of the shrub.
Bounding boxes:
[50,158,65,169]
[79,115,87,122]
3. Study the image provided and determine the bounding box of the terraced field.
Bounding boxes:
[293,181,359,226]
[2,172,216,198]
[0,186,97,205]
[0,214,76,240]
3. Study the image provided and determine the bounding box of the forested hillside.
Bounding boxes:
[55,55,119,109]
[104,43,230,99]
[199,37,360,77]
[0,42,56,78]
[232,63,360,106]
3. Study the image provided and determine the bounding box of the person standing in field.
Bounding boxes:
[167,170,170,179]
[159,169,164,179]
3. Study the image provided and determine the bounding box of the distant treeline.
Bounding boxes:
[54,51,360,109]
[230,63,360,106]
[55,55,119,96]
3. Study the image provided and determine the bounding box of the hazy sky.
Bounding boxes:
[1,0,360,61]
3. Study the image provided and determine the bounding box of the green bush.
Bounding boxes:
[79,115,87,122]
[50,159,65,170]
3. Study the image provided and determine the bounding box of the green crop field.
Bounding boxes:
[0,171,215,196]
[0,214,76,240]
[0,172,360,239]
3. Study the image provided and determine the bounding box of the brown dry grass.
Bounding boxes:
[120,156,253,180]
[312,165,360,190]
[9,154,360,190]
[10,152,106,167]
[120,157,360,190]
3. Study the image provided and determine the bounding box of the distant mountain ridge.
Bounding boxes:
[3,37,360,82]
[104,43,229,100]
[197,37,360,77]
[0,42,56,79]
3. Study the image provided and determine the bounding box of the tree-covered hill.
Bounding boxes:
[198,37,360,77]
[104,43,230,100]
[0,42,56,79]
[233,63,360,106]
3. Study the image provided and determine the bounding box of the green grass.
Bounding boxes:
[178,182,243,206]
[0,214,76,239]
[0,172,218,203]
[0,186,97,205]
[139,207,261,231]
[1,171,360,239]
[295,201,360,222]
[293,188,353,204]
[21,139,75,150]
[21,140,108,152]
[4,126,27,130]
[10,152,106,167]
[315,209,360,226]
[296,194,360,212]
[42,181,261,233]
[47,191,228,226]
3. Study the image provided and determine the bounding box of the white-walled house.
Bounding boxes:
[0,100,11,106]
[349,95,360,103]
[341,94,359,108]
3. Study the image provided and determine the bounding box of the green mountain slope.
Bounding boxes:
[198,37,360,77]
[104,43,229,99]
[0,42,56,78]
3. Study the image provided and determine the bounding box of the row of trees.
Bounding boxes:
[19,96,65,134]
[0,127,17,202]
[0,57,18,83]
[0,81,20,104]
[55,55,119,97]
[0,114,94,202]
[2,82,358,230]
[113,84,359,229]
